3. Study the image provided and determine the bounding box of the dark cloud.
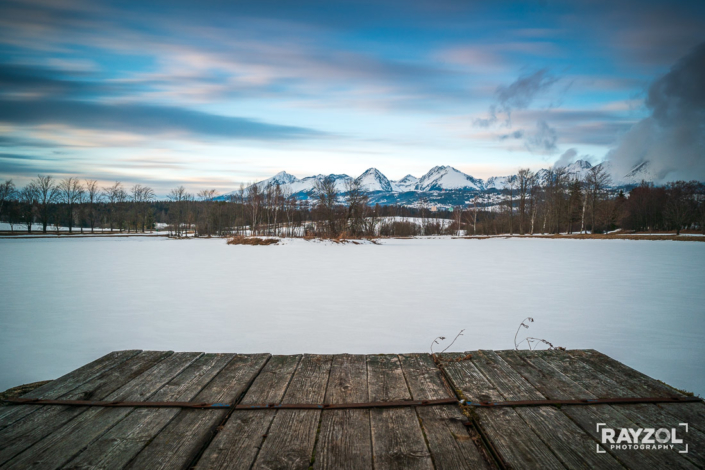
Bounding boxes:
[498,130,524,140]
[0,154,68,176]
[496,69,559,114]
[0,64,117,98]
[475,69,559,127]
[0,99,325,141]
[605,41,705,182]
[525,120,558,154]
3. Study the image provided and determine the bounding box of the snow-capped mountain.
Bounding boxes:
[355,168,393,192]
[415,166,483,191]
[219,158,664,204]
[621,161,656,185]
[391,174,418,192]
[484,175,516,190]
[246,171,298,190]
[560,160,593,180]
[221,172,352,198]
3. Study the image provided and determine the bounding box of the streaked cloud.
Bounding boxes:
[0,0,703,189]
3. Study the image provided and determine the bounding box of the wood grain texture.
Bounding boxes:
[472,349,620,470]
[0,349,141,430]
[125,353,270,470]
[0,350,172,467]
[314,354,372,470]
[2,352,202,470]
[64,353,235,470]
[195,355,302,470]
[500,349,665,470]
[570,349,705,432]
[441,352,564,470]
[368,354,433,470]
[536,350,701,468]
[251,354,333,470]
[400,354,495,470]
[1,349,701,470]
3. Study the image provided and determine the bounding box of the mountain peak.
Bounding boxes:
[399,174,418,183]
[355,167,392,192]
[417,165,482,191]
[569,159,592,170]
[270,171,299,184]
[622,160,655,184]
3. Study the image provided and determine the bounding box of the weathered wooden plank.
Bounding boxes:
[2,352,203,470]
[313,354,372,470]
[0,349,141,430]
[539,350,702,468]
[194,355,302,470]
[62,353,234,469]
[474,349,622,470]
[400,354,495,470]
[368,354,433,470]
[0,350,173,467]
[251,354,333,470]
[441,352,564,470]
[125,354,270,470]
[502,349,681,470]
[571,349,705,431]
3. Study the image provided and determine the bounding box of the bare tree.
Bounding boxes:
[529,176,541,235]
[103,182,125,232]
[246,183,262,235]
[0,179,16,225]
[452,206,463,236]
[664,181,697,235]
[315,176,339,237]
[84,179,101,233]
[32,175,59,233]
[272,184,283,236]
[506,176,517,235]
[19,184,37,232]
[129,184,155,232]
[345,178,368,237]
[57,177,84,233]
[168,186,191,236]
[585,165,612,233]
[197,189,217,236]
[516,169,533,235]
[471,194,479,235]
[237,183,246,235]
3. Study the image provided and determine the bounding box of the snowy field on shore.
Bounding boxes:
[1,236,703,395]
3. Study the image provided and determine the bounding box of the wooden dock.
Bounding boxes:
[0,349,703,469]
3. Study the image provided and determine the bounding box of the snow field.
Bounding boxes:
[0,236,703,396]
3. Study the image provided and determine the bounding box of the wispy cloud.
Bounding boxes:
[474,69,560,127]
[0,98,326,141]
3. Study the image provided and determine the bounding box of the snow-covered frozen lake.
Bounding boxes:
[1,236,703,396]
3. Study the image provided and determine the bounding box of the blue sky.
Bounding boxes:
[0,0,703,194]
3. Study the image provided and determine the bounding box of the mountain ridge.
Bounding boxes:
[220,160,658,203]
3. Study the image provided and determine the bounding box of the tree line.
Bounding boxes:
[0,170,703,237]
[462,166,704,236]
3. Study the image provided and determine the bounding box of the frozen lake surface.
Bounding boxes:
[1,236,703,395]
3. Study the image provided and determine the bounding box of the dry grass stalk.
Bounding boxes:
[227,235,278,246]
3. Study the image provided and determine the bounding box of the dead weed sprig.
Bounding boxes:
[430,329,465,356]
[514,317,565,351]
